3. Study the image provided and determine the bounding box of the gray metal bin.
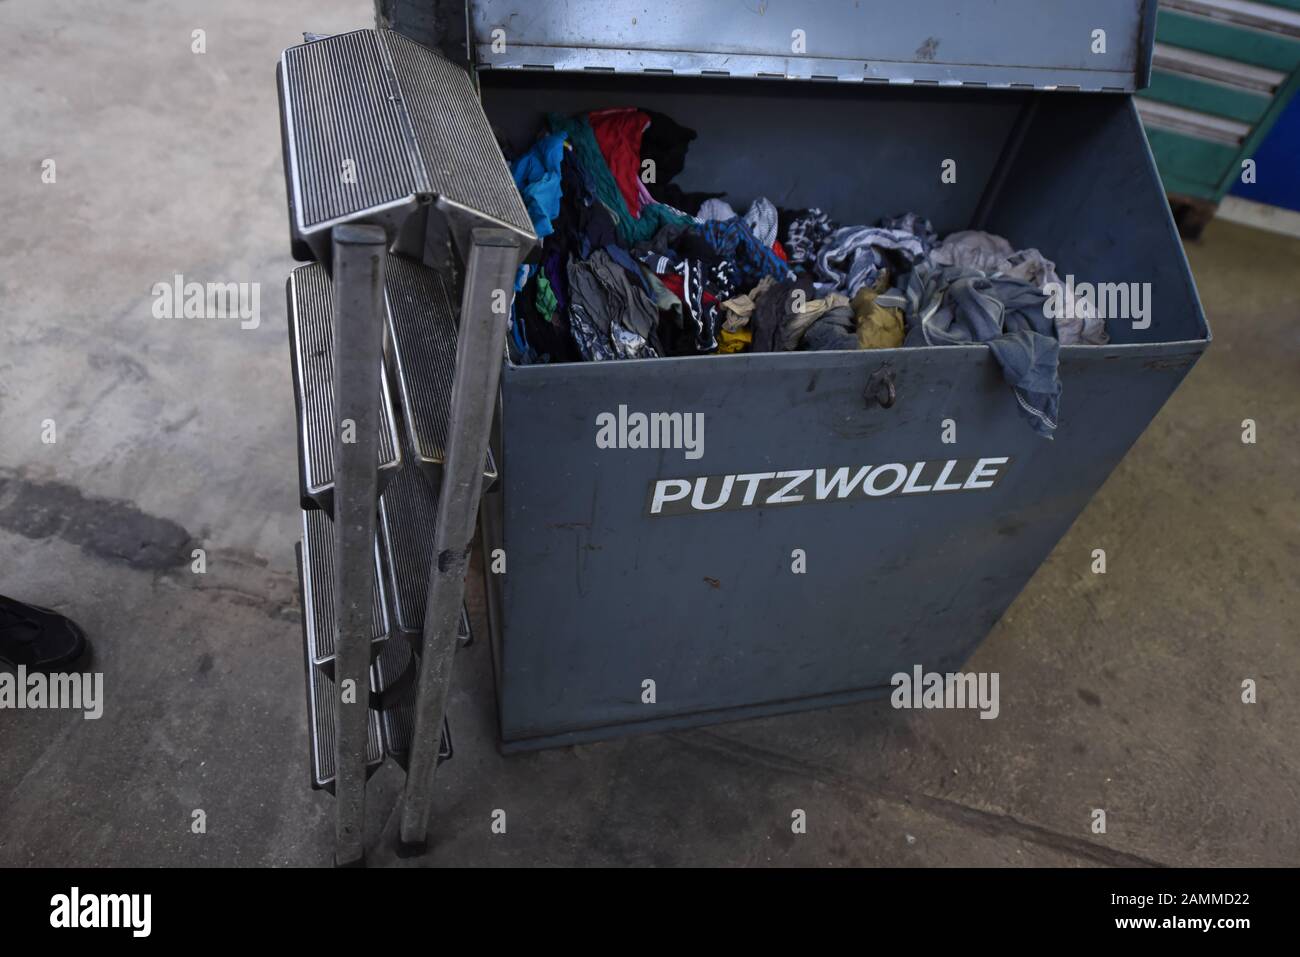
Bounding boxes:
[455,1,1210,750]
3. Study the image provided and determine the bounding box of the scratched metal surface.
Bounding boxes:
[470,0,1150,91]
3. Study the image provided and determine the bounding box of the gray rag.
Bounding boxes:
[780,290,852,350]
[743,197,779,248]
[801,300,860,351]
[567,249,660,361]
[929,230,1108,345]
[696,198,738,222]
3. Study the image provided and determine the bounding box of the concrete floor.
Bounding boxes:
[1,0,1297,867]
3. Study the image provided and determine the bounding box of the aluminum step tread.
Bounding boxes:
[378,454,473,643]
[385,253,498,481]
[288,261,401,512]
[299,547,450,791]
[377,651,453,769]
[298,543,385,792]
[279,28,534,261]
[301,508,389,667]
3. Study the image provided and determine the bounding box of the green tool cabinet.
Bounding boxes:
[1136,0,1300,231]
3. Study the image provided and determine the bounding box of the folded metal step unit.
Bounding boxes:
[384,253,498,489]
[297,544,454,792]
[287,262,401,515]
[277,22,536,854]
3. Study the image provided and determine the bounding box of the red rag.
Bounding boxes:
[589,107,651,219]
[772,240,788,262]
[658,272,685,302]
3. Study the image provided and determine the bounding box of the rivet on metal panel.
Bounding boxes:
[864,365,897,410]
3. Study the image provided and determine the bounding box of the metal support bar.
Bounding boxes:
[330,224,388,867]
[400,227,520,848]
[969,96,1040,232]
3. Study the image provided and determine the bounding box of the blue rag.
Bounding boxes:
[511,132,567,238]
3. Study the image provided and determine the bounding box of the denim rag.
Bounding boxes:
[905,263,1061,437]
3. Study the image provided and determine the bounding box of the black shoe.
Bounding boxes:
[0,596,89,672]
